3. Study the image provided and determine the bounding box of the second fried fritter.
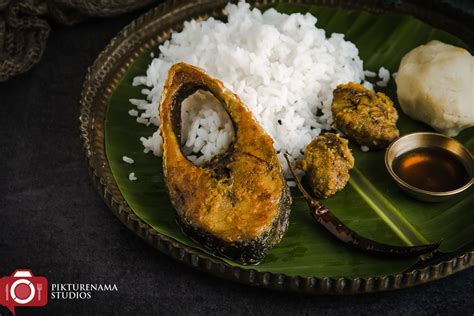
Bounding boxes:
[297,133,354,198]
[331,82,399,149]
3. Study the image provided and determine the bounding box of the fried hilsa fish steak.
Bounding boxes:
[159,63,292,264]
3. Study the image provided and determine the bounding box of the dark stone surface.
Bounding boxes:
[0,4,472,316]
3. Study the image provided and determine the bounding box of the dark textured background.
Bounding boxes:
[0,3,473,315]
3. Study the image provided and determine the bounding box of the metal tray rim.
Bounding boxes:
[79,0,473,294]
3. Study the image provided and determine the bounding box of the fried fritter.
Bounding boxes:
[331,82,399,149]
[297,133,354,198]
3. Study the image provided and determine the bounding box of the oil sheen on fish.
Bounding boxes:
[159,63,292,264]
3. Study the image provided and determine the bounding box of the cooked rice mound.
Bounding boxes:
[131,1,372,175]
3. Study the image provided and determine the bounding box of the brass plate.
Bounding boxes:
[79,0,473,294]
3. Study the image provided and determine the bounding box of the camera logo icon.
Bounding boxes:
[0,270,48,315]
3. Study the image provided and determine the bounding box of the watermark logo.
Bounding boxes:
[0,269,48,315]
[50,283,118,299]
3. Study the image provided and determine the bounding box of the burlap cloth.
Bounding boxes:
[0,0,154,81]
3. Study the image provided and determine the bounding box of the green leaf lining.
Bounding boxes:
[105,4,474,277]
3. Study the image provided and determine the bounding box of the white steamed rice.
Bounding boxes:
[128,172,138,181]
[130,1,377,176]
[122,156,134,164]
[376,66,390,87]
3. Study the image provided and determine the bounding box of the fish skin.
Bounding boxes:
[159,63,292,264]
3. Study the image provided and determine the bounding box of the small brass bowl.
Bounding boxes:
[385,132,474,202]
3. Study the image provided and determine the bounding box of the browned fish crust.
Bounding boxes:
[159,63,292,264]
[297,133,354,198]
[331,82,399,149]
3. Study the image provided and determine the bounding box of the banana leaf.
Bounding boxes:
[104,4,474,277]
